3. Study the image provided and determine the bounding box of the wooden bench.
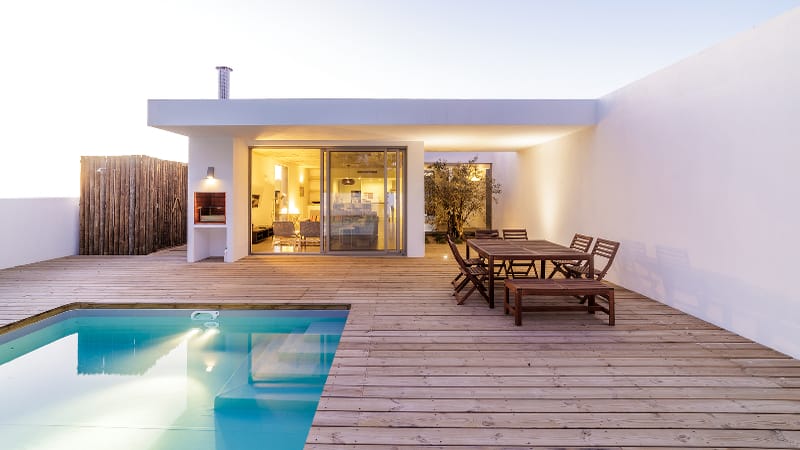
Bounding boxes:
[503,279,615,326]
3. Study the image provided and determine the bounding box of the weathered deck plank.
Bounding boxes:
[1,244,798,449]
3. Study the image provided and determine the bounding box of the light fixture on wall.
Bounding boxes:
[206,167,215,179]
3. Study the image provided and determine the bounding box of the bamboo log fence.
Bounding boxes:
[79,155,187,255]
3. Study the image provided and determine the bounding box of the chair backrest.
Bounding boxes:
[502,228,528,240]
[446,236,468,270]
[474,229,500,239]
[589,238,620,280]
[299,220,320,237]
[273,221,295,237]
[570,233,594,253]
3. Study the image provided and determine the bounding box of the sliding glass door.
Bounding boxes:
[250,147,404,255]
[327,148,403,253]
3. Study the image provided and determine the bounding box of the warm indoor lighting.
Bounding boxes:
[274,165,282,181]
[206,167,215,179]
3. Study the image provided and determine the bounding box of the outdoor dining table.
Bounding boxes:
[466,239,594,308]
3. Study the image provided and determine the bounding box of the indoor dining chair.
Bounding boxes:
[272,221,297,246]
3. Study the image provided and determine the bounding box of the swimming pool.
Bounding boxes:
[0,307,348,450]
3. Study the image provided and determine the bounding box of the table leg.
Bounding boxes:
[488,256,495,308]
[608,290,615,326]
[540,259,546,279]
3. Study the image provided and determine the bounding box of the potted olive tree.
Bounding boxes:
[424,157,502,240]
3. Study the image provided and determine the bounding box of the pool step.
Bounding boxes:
[249,327,336,381]
[214,383,324,411]
[214,326,337,411]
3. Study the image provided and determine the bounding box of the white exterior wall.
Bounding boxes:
[516,9,800,358]
[230,139,251,262]
[0,198,79,269]
[487,152,523,230]
[405,141,425,257]
[188,136,234,262]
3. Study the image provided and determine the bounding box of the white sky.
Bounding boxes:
[1,0,798,198]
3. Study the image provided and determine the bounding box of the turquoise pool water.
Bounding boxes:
[0,308,348,450]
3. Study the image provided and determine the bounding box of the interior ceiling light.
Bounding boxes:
[342,164,356,185]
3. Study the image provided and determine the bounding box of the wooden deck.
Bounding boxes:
[1,244,799,449]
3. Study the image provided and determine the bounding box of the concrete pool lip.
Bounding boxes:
[0,302,351,337]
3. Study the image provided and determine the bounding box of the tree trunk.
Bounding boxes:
[447,213,462,240]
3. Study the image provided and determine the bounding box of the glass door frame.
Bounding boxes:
[249,146,406,255]
[323,147,405,255]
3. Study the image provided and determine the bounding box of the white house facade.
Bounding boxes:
[147,98,597,262]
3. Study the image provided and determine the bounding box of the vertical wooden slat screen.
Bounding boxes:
[79,155,187,255]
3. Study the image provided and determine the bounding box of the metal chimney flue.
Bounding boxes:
[215,66,232,99]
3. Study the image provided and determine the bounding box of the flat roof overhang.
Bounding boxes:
[147,98,598,151]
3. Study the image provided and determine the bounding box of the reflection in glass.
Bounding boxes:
[329,151,385,251]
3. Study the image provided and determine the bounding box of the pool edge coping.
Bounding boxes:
[0,302,351,337]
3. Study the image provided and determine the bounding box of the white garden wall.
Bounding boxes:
[0,198,79,269]
[517,9,800,358]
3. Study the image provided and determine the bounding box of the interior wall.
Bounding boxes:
[516,9,800,358]
[250,153,274,227]
[0,198,79,269]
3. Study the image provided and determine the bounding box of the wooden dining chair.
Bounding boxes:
[449,238,485,288]
[474,229,500,239]
[471,229,503,277]
[501,228,528,240]
[501,228,537,278]
[447,236,490,305]
[547,233,594,278]
[563,238,620,303]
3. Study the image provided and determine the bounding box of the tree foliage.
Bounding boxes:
[424,157,502,240]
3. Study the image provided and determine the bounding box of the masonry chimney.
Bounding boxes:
[215,66,232,99]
